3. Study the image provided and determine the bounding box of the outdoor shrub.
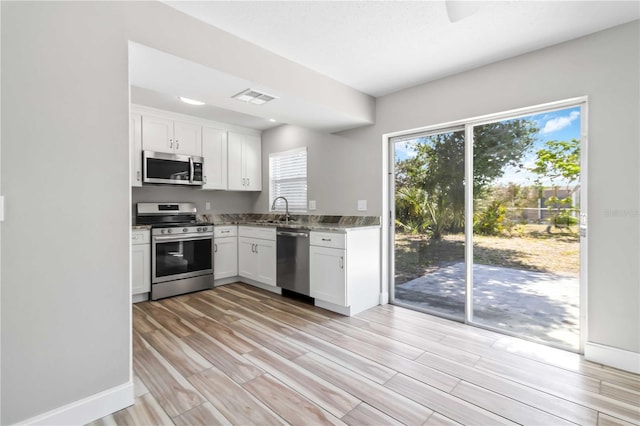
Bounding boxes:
[474,201,507,236]
[553,210,579,227]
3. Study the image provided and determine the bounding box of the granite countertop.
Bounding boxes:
[132,214,381,232]
[205,213,381,232]
[132,224,152,230]
[229,221,380,232]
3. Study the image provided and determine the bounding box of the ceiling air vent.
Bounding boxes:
[231,88,278,105]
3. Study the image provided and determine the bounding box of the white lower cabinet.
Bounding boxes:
[238,226,276,287]
[132,229,150,300]
[310,245,346,306]
[310,229,380,316]
[214,226,238,280]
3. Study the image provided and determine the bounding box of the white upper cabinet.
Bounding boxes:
[130,113,142,187]
[131,105,261,191]
[202,127,228,190]
[141,115,173,153]
[243,134,262,190]
[228,132,262,191]
[173,121,202,156]
[141,114,202,157]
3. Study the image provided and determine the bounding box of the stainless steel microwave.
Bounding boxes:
[143,151,204,186]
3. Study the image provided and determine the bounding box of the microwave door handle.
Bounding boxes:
[189,157,194,183]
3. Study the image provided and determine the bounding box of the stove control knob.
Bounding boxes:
[167,229,172,234]
[183,228,188,233]
[197,227,202,232]
[160,229,165,234]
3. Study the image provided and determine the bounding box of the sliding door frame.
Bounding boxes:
[383,96,588,352]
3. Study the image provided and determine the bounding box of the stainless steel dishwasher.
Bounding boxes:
[276,227,310,296]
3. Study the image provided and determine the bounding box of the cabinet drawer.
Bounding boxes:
[214,225,237,238]
[310,231,345,249]
[132,230,150,245]
[239,226,276,241]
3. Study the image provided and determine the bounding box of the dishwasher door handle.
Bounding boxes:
[276,231,309,238]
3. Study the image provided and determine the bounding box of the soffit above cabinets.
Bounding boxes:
[129,42,374,133]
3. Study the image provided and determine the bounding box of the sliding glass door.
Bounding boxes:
[392,128,466,320]
[391,102,584,352]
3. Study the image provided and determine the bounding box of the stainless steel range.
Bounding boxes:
[136,203,213,300]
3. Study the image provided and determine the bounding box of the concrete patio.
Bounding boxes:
[394,262,580,350]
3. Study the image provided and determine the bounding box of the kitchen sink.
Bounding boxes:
[254,219,295,224]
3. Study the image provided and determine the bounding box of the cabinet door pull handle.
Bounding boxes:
[322,238,331,241]
[247,178,250,187]
[221,230,230,234]
[214,243,217,253]
[255,244,259,254]
[176,139,179,149]
[339,256,344,269]
[204,176,207,184]
[169,138,173,148]
[136,171,141,181]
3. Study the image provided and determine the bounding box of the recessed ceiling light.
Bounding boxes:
[179,96,205,106]
[269,118,276,122]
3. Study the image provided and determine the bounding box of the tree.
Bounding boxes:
[530,138,580,230]
[531,139,580,183]
[395,119,539,237]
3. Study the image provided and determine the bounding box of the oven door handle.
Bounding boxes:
[153,234,213,242]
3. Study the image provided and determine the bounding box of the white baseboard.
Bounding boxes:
[379,291,389,304]
[17,381,134,426]
[585,342,640,374]
[214,276,242,287]
[132,292,149,303]
[315,299,352,316]
[237,278,282,294]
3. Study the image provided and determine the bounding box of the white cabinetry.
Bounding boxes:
[132,229,150,301]
[228,132,261,191]
[130,113,142,187]
[238,226,276,288]
[142,114,202,156]
[214,226,237,280]
[202,127,228,190]
[310,229,380,316]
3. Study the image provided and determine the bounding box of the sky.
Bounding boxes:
[394,105,581,187]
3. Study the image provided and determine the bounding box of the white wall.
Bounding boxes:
[0,1,375,423]
[1,3,637,424]
[255,125,379,216]
[133,187,256,217]
[1,2,131,424]
[337,21,640,355]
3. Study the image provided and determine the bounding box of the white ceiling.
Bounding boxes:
[132,1,639,132]
[164,1,639,97]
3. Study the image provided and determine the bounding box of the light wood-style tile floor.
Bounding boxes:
[90,283,640,425]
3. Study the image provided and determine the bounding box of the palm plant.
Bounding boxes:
[395,187,454,239]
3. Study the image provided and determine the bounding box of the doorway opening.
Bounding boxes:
[390,100,586,352]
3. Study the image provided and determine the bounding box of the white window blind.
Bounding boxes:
[269,147,307,212]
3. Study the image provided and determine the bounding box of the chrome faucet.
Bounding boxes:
[271,196,291,222]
